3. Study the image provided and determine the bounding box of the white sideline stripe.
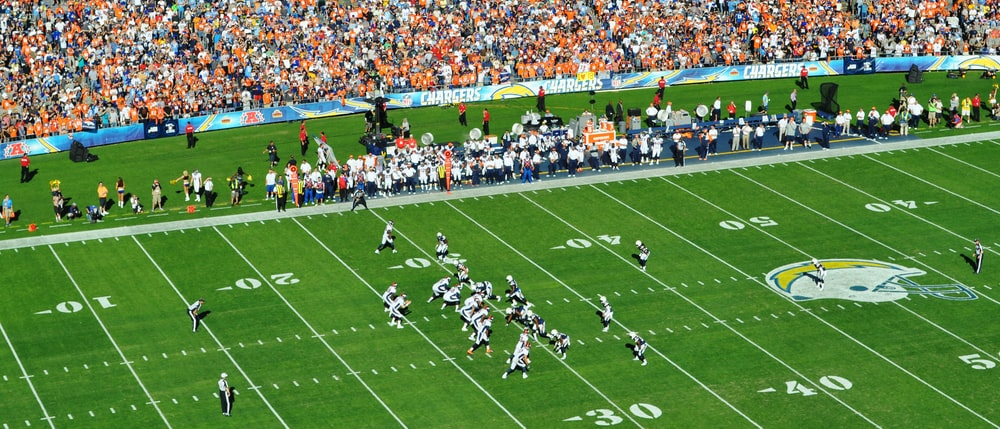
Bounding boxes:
[796,164,1000,306]
[724,173,999,427]
[582,187,878,427]
[291,218,524,429]
[131,237,289,428]
[369,212,639,428]
[448,201,737,429]
[861,154,1000,259]
[926,146,1000,180]
[49,246,172,428]
[0,321,54,428]
[212,227,408,429]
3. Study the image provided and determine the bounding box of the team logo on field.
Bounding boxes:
[765,259,977,302]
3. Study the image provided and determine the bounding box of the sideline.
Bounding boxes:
[1,131,997,251]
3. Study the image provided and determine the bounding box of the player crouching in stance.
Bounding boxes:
[388,292,411,329]
[597,295,614,332]
[426,277,452,303]
[382,282,398,312]
[505,305,529,326]
[502,342,531,379]
[435,232,449,261]
[626,332,648,366]
[504,275,532,308]
[459,293,486,331]
[467,315,494,356]
[455,262,472,286]
[474,280,500,301]
[549,329,570,360]
[441,284,463,311]
[524,310,549,341]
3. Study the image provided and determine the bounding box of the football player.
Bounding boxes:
[627,332,648,366]
[435,232,449,261]
[812,258,826,290]
[455,262,471,286]
[382,282,398,312]
[441,284,463,311]
[502,342,531,379]
[388,293,410,329]
[375,220,397,254]
[635,240,650,272]
[467,315,494,355]
[504,275,532,307]
[507,328,532,364]
[549,329,570,360]
[474,280,500,301]
[525,310,548,341]
[458,298,480,332]
[426,276,452,303]
[597,295,613,332]
[504,305,528,326]
[974,239,984,274]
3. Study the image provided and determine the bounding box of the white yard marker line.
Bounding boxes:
[925,146,1000,180]
[131,237,288,428]
[796,164,1000,306]
[448,200,752,429]
[861,155,1000,249]
[213,226,408,429]
[49,246,172,428]
[719,173,999,427]
[291,218,524,429]
[584,186,880,427]
[373,211,645,428]
[0,321,54,428]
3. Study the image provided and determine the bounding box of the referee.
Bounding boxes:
[974,239,984,274]
[188,298,205,332]
[219,372,233,416]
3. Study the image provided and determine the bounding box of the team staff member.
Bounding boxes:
[375,220,396,254]
[274,178,287,212]
[188,298,205,332]
[19,153,29,183]
[185,121,196,148]
[974,239,984,274]
[482,108,490,135]
[97,181,109,215]
[219,372,233,416]
[458,102,467,126]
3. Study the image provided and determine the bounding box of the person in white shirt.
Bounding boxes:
[219,373,233,416]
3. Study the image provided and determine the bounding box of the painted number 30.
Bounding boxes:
[582,403,662,426]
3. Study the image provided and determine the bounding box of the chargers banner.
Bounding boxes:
[6,55,1000,159]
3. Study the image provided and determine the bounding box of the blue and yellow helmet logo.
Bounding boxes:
[490,84,535,100]
[766,259,976,302]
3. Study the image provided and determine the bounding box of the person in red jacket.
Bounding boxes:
[19,153,30,183]
[185,122,195,148]
[299,120,308,156]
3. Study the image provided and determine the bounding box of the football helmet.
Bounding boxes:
[550,329,559,336]
[437,232,442,238]
[506,275,513,282]
[599,295,608,304]
[635,240,642,246]
[766,259,976,302]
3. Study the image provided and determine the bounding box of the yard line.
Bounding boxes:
[131,237,289,428]
[364,212,646,429]
[290,218,527,429]
[719,173,999,427]
[925,146,1000,180]
[0,321,54,428]
[449,200,763,429]
[212,227,407,429]
[860,154,1000,254]
[795,163,1000,306]
[49,246,172,428]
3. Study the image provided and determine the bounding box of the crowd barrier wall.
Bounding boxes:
[4,55,998,160]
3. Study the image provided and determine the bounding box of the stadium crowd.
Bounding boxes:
[3,0,1000,142]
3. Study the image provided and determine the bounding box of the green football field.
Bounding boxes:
[0,132,997,428]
